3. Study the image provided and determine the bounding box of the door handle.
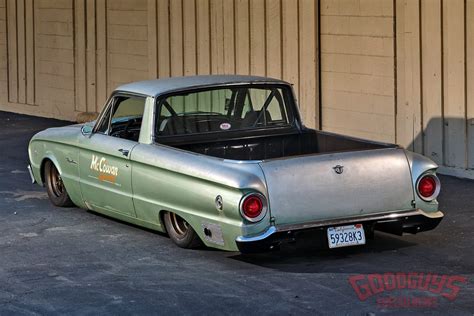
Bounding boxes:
[118,149,129,157]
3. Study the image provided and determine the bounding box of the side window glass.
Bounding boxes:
[108,96,146,142]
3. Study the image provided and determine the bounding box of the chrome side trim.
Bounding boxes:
[27,164,36,184]
[235,209,444,243]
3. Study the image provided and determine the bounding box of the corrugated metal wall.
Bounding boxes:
[0,0,319,128]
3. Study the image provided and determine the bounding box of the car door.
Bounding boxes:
[78,94,146,217]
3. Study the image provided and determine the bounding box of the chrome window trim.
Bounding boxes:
[152,83,298,140]
[92,92,149,138]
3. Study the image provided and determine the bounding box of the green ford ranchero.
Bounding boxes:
[28,75,444,252]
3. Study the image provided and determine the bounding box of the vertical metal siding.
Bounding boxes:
[0,0,320,128]
[394,0,473,177]
[0,0,472,177]
[319,0,473,177]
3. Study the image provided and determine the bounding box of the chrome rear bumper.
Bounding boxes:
[236,209,444,253]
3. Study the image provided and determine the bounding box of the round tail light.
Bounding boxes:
[417,174,440,201]
[240,193,267,222]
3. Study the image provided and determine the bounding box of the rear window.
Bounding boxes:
[155,85,294,137]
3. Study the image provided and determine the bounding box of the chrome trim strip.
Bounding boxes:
[235,209,444,243]
[27,164,36,184]
[236,226,277,243]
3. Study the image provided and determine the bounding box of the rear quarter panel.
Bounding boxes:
[130,143,270,251]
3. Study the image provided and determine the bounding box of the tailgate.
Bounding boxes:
[259,148,414,226]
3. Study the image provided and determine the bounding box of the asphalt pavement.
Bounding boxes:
[0,111,473,315]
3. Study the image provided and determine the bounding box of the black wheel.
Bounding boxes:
[163,212,203,249]
[44,161,74,207]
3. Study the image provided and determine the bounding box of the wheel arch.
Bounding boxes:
[158,209,201,239]
[158,209,168,234]
[40,155,63,184]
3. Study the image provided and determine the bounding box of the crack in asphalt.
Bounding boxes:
[0,190,48,202]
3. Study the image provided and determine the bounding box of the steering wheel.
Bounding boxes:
[109,118,139,139]
[124,118,138,133]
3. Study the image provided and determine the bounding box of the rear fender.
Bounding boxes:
[157,207,244,252]
[404,150,439,212]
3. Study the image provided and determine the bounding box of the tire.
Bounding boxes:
[163,212,203,249]
[44,160,74,207]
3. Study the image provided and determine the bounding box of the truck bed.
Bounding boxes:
[168,129,396,161]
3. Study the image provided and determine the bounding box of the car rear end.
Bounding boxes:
[235,148,443,253]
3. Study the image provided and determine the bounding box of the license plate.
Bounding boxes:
[327,224,366,248]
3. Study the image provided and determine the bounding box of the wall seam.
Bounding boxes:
[232,0,236,74]
[208,0,212,74]
[440,0,446,165]
[195,0,198,75]
[181,0,184,76]
[296,0,300,106]
[15,1,19,102]
[247,0,251,75]
[393,0,398,143]
[94,0,98,106]
[32,0,36,105]
[263,0,267,77]
[21,0,26,104]
[72,0,76,110]
[5,0,10,102]
[105,0,108,95]
[317,0,321,129]
[279,0,283,80]
[168,0,172,77]
[84,0,88,111]
[464,0,468,169]
[419,0,424,154]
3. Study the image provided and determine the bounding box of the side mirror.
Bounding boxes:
[81,122,94,136]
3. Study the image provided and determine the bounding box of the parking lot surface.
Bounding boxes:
[0,111,473,315]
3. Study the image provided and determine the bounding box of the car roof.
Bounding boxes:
[114,75,290,97]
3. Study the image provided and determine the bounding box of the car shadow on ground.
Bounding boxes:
[229,232,419,274]
[86,209,170,238]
